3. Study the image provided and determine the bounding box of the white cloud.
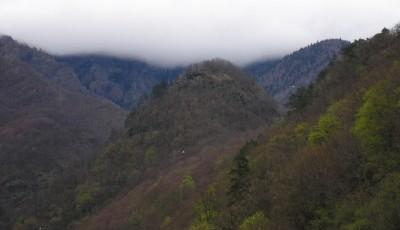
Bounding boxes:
[0,0,399,66]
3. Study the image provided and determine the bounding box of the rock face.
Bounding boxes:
[0,36,126,229]
[57,55,183,109]
[246,39,350,104]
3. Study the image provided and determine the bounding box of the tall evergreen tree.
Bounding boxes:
[227,142,253,206]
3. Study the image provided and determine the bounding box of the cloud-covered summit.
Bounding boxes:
[0,0,399,67]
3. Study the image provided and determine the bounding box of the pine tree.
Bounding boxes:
[227,142,253,206]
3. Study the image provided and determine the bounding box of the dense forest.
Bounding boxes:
[188,27,400,230]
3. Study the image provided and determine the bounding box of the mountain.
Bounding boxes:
[62,59,279,230]
[3,28,397,230]
[57,55,184,109]
[57,40,348,111]
[186,28,400,229]
[246,39,350,104]
[0,36,126,229]
[0,36,85,93]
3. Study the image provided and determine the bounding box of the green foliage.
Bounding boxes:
[308,100,348,145]
[362,173,400,229]
[239,212,269,230]
[181,175,196,191]
[181,175,197,198]
[75,183,101,213]
[294,122,309,140]
[308,112,341,145]
[144,146,158,166]
[189,221,216,230]
[353,80,400,180]
[343,219,372,230]
[194,187,219,224]
[328,173,400,230]
[76,192,94,213]
[353,82,398,151]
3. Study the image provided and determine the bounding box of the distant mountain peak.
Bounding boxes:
[246,38,350,105]
[0,35,14,43]
[180,58,250,83]
[58,55,184,109]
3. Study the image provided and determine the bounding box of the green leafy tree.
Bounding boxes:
[337,173,400,230]
[239,212,269,230]
[75,183,101,214]
[194,186,219,224]
[353,80,400,180]
[308,102,344,145]
[180,175,196,198]
[308,113,341,145]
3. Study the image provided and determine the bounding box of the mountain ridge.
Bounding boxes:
[57,55,184,109]
[246,39,350,104]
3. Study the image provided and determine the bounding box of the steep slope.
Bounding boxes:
[188,28,400,230]
[57,55,183,109]
[74,59,279,230]
[246,39,349,104]
[0,36,126,229]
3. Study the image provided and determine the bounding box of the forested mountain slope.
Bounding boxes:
[0,36,86,93]
[188,27,400,230]
[0,36,126,229]
[73,59,279,230]
[246,39,349,104]
[57,55,183,109]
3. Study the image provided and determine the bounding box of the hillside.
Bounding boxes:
[187,28,400,229]
[57,55,183,109]
[0,36,126,229]
[246,39,350,104]
[0,36,86,93]
[71,59,279,230]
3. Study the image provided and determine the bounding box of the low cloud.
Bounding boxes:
[0,0,399,67]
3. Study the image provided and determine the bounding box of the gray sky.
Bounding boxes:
[0,0,399,67]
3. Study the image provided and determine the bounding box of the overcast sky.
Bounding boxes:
[0,0,399,67]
